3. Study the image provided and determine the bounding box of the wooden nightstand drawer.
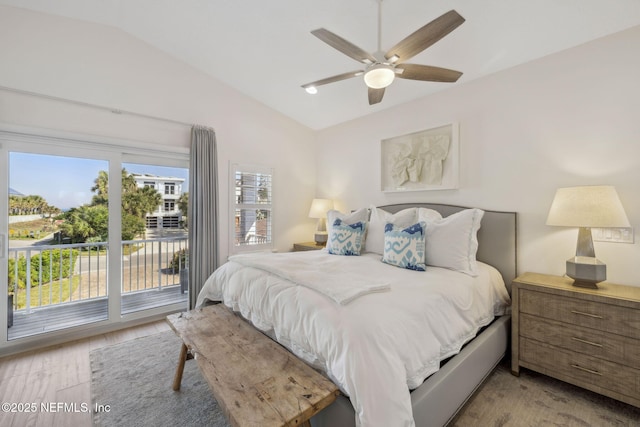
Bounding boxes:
[511,272,640,408]
[521,337,640,400]
[520,288,640,338]
[520,313,640,368]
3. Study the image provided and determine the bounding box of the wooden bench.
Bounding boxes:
[167,304,340,427]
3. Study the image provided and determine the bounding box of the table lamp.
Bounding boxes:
[546,185,630,288]
[308,198,334,245]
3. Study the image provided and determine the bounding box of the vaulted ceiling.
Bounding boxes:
[2,0,640,129]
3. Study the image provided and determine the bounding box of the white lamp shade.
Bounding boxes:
[546,185,630,228]
[364,65,395,89]
[308,198,334,219]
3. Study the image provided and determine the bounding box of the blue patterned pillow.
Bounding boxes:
[382,222,426,271]
[327,219,366,256]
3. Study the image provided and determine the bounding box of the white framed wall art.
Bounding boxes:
[381,123,459,192]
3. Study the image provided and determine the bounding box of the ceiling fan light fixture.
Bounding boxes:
[304,8,465,104]
[304,86,318,94]
[364,64,395,89]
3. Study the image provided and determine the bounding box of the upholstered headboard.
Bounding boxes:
[378,204,518,289]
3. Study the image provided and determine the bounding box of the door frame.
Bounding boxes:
[0,123,188,356]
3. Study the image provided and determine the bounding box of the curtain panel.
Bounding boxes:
[188,126,219,309]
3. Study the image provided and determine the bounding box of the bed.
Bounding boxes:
[197,203,517,427]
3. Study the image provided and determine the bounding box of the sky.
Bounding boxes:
[9,152,189,211]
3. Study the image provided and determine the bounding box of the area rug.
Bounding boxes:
[90,331,229,427]
[91,331,640,426]
[450,361,640,427]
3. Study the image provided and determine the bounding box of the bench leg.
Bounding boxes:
[173,343,188,391]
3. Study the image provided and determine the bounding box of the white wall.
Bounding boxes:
[0,6,318,260]
[316,25,640,286]
[3,6,638,286]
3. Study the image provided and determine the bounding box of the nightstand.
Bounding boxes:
[293,241,325,252]
[511,272,640,408]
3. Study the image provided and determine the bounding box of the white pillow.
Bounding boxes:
[425,208,484,276]
[366,206,417,255]
[417,207,443,223]
[326,208,369,239]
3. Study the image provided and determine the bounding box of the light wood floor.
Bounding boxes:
[0,320,171,427]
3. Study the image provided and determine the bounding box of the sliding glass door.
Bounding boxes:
[6,151,110,340]
[0,135,189,347]
[120,162,189,315]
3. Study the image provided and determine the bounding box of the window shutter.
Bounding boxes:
[231,164,273,253]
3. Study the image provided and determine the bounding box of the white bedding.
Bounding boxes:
[229,252,391,304]
[196,250,511,427]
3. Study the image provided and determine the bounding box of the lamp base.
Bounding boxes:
[566,256,606,289]
[314,232,328,246]
[571,280,599,289]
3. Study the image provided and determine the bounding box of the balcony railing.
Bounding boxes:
[8,236,188,314]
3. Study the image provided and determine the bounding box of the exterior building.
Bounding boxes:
[9,187,24,196]
[132,173,185,229]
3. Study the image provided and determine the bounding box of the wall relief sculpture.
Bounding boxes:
[381,124,458,192]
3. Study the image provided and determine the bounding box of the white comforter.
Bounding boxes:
[196,250,510,427]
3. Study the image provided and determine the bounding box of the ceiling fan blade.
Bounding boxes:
[368,87,385,105]
[396,64,462,82]
[385,10,465,63]
[301,70,363,90]
[312,28,377,64]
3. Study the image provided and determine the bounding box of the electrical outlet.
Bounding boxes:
[593,227,634,244]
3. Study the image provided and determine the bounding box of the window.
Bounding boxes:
[0,130,189,349]
[164,183,175,195]
[7,152,110,339]
[231,163,273,253]
[121,162,189,316]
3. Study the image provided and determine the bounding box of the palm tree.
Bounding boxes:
[91,170,109,205]
[8,194,60,217]
[122,169,137,193]
[27,195,46,214]
[122,186,162,217]
[9,195,19,215]
[62,168,164,242]
[177,192,188,227]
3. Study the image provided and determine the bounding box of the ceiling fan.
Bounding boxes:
[301,0,465,105]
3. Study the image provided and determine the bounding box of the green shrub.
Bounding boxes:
[169,249,189,273]
[7,249,78,291]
